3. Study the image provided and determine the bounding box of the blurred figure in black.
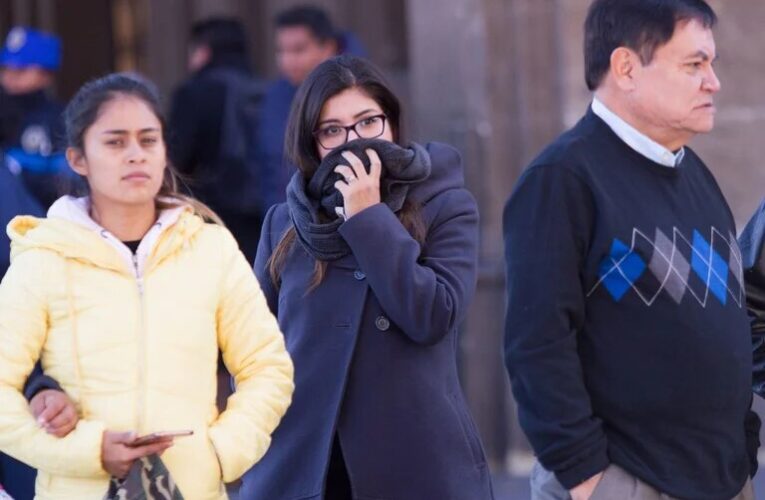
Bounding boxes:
[168,18,264,262]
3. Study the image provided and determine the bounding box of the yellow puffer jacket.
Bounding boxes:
[0,198,294,499]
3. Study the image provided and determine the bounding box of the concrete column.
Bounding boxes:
[11,0,31,25]
[189,0,244,20]
[37,0,56,33]
[141,0,191,100]
[54,0,113,99]
[406,0,565,468]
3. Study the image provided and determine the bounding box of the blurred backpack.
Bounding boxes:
[202,68,265,215]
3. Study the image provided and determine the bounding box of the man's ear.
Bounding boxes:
[609,47,640,91]
[66,147,88,177]
[323,38,339,58]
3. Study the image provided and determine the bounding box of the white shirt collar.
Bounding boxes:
[591,97,685,168]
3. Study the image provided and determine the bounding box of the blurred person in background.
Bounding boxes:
[0,27,73,209]
[168,17,265,263]
[0,148,43,500]
[255,5,367,217]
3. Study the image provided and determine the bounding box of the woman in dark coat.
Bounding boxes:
[241,55,494,500]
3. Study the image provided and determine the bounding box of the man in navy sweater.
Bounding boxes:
[504,1,759,499]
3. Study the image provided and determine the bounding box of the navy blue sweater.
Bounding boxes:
[503,109,753,499]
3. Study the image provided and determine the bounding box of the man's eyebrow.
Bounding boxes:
[101,128,160,134]
[685,50,716,62]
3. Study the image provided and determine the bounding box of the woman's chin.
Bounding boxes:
[101,189,160,208]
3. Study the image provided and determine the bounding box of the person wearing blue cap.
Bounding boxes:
[0,26,72,209]
[0,27,65,500]
[0,152,43,500]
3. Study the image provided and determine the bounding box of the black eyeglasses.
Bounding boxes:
[313,114,387,149]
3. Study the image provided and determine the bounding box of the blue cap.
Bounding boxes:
[0,27,61,70]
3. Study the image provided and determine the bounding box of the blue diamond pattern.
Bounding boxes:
[591,230,743,306]
[691,231,729,305]
[599,239,646,301]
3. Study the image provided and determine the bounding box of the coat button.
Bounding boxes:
[375,315,390,331]
[353,270,366,280]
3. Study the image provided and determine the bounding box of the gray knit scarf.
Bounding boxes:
[286,138,431,261]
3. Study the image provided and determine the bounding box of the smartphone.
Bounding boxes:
[128,430,194,447]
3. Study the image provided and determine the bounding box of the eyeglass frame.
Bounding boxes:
[312,114,388,149]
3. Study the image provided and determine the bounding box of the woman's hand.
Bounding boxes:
[30,389,79,438]
[334,149,382,219]
[101,431,174,479]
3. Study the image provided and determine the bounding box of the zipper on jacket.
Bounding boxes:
[132,253,147,432]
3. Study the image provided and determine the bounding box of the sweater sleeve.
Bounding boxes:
[338,188,479,346]
[503,164,609,489]
[209,228,294,482]
[0,250,106,478]
[23,361,63,401]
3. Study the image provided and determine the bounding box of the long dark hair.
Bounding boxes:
[64,72,221,223]
[270,55,425,288]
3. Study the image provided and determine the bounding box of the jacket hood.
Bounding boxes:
[407,142,467,205]
[7,196,203,274]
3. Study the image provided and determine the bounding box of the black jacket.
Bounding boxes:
[168,56,250,177]
[739,199,765,397]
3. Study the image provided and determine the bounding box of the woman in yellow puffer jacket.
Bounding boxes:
[0,73,294,499]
